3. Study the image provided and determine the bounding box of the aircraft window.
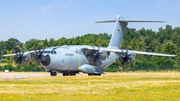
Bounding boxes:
[44,51,56,54]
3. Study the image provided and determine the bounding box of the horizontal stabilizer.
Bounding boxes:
[95,20,165,23]
[95,20,116,23]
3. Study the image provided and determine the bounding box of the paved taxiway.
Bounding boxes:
[0,72,156,79]
[0,73,90,79]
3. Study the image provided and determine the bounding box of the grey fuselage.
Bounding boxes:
[42,45,119,73]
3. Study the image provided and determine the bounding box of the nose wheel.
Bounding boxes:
[50,71,57,76]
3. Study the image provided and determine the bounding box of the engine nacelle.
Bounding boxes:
[99,50,109,60]
[22,52,32,61]
[128,52,136,63]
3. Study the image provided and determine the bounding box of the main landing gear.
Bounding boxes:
[88,73,101,76]
[50,71,57,76]
[50,71,77,76]
[63,73,76,76]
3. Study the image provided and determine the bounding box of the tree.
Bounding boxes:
[49,38,55,46]
[43,39,49,47]
[24,39,42,50]
[5,38,23,52]
[164,42,177,55]
[0,41,5,59]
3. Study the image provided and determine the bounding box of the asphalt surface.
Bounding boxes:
[0,72,91,79]
[0,72,156,79]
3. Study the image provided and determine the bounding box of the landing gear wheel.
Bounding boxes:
[95,74,101,76]
[50,71,57,76]
[88,73,101,76]
[63,73,76,76]
[54,72,57,76]
[63,73,68,76]
[88,74,92,76]
[70,73,76,76]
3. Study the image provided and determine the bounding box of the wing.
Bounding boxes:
[3,51,36,57]
[86,47,176,57]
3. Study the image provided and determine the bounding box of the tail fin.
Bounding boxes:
[96,15,165,49]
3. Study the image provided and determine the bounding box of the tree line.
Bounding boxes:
[0,25,179,72]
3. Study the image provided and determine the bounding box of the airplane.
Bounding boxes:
[3,15,176,76]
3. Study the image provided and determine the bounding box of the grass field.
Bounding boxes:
[0,72,180,101]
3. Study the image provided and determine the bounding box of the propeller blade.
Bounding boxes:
[125,63,131,70]
[10,49,13,53]
[26,60,30,65]
[38,43,42,46]
[10,56,12,63]
[96,43,101,46]
[23,46,27,50]
[127,45,132,49]
[133,60,136,66]
[85,50,88,55]
[15,45,20,48]
[135,53,137,57]
[31,45,35,49]
[120,45,124,48]
[45,46,48,48]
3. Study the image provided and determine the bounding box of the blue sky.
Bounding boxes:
[0,0,180,43]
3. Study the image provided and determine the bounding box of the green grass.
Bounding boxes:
[0,63,7,66]
[0,72,180,100]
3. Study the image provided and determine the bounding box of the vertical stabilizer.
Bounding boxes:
[95,15,165,49]
[108,15,128,48]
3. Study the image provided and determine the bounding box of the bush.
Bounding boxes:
[0,66,4,71]
[3,64,45,72]
[0,59,9,63]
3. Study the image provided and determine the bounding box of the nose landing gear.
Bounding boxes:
[50,71,57,76]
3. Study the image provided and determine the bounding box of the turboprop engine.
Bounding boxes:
[99,50,109,60]
[118,51,136,65]
[93,50,109,60]
[126,52,136,63]
[79,64,104,74]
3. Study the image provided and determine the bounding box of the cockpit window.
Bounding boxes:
[44,51,57,54]
[44,51,50,53]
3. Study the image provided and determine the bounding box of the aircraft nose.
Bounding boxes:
[40,55,51,66]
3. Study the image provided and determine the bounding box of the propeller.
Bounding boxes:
[92,43,103,65]
[9,49,13,63]
[116,45,134,70]
[24,44,39,66]
[34,43,45,59]
[133,53,137,66]
[122,45,137,66]
[93,43,103,58]
[32,43,51,67]
[84,43,103,66]
[13,45,26,64]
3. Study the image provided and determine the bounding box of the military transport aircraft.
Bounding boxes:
[3,15,176,76]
